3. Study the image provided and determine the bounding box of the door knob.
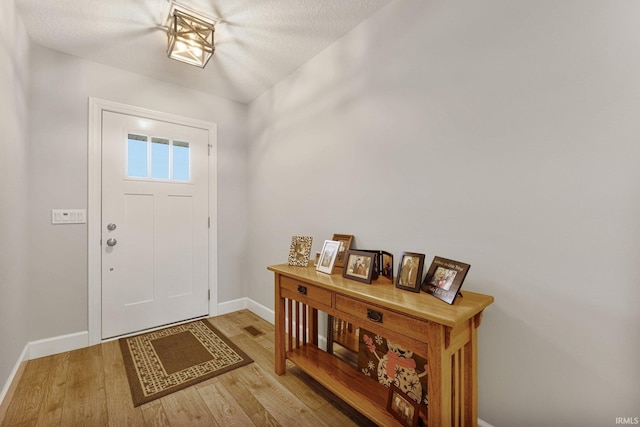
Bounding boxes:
[106,238,117,247]
[107,223,117,231]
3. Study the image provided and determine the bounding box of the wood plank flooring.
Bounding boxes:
[1,310,376,427]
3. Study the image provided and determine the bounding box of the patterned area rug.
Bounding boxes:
[119,319,253,406]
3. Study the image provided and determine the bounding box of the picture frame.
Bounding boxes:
[331,234,354,268]
[395,252,425,292]
[287,236,313,266]
[387,384,420,427]
[380,251,394,283]
[359,250,393,282]
[316,240,341,274]
[342,250,376,284]
[421,256,471,304]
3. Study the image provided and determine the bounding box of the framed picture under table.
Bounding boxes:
[387,384,420,427]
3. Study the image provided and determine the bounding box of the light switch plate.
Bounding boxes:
[52,209,86,224]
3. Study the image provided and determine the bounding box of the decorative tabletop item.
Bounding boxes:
[331,233,353,268]
[379,251,394,283]
[287,236,313,266]
[359,250,393,283]
[421,256,470,304]
[342,249,376,284]
[316,240,341,274]
[395,252,425,292]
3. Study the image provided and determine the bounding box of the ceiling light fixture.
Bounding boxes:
[166,5,215,68]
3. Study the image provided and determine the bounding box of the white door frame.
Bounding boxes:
[87,97,218,345]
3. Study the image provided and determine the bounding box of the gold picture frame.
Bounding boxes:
[331,233,353,268]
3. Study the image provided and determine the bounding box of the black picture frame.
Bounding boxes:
[379,251,394,283]
[421,256,471,304]
[359,250,394,283]
[395,252,425,292]
[342,250,376,284]
[387,384,420,427]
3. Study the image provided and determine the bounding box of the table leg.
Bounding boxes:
[275,275,286,375]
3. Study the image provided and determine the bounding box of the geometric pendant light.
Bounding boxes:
[167,6,215,68]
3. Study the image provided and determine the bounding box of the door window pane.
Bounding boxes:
[127,134,148,177]
[173,141,190,181]
[151,137,170,179]
[127,134,191,182]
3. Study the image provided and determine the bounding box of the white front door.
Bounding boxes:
[101,111,209,339]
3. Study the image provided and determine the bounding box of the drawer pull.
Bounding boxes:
[297,285,308,295]
[367,309,383,323]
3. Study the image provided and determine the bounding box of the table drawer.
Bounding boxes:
[335,294,428,342]
[280,276,332,307]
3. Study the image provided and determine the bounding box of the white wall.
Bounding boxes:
[247,0,640,425]
[0,0,30,397]
[27,45,249,341]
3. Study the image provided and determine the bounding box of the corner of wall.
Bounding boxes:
[0,344,29,423]
[218,297,275,325]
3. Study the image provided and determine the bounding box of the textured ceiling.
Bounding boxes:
[15,0,392,103]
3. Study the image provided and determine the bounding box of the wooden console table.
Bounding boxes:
[269,263,493,426]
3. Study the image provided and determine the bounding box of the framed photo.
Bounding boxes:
[421,256,471,304]
[387,384,419,427]
[342,250,376,284]
[359,250,394,282]
[331,234,353,268]
[380,251,394,283]
[395,252,425,292]
[287,236,313,266]
[316,240,341,274]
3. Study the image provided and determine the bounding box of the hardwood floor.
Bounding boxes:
[1,310,376,427]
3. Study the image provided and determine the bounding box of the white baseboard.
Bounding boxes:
[217,297,250,315]
[0,344,29,418]
[478,418,494,427]
[28,331,89,360]
[1,329,88,404]
[245,298,275,324]
[218,297,275,325]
